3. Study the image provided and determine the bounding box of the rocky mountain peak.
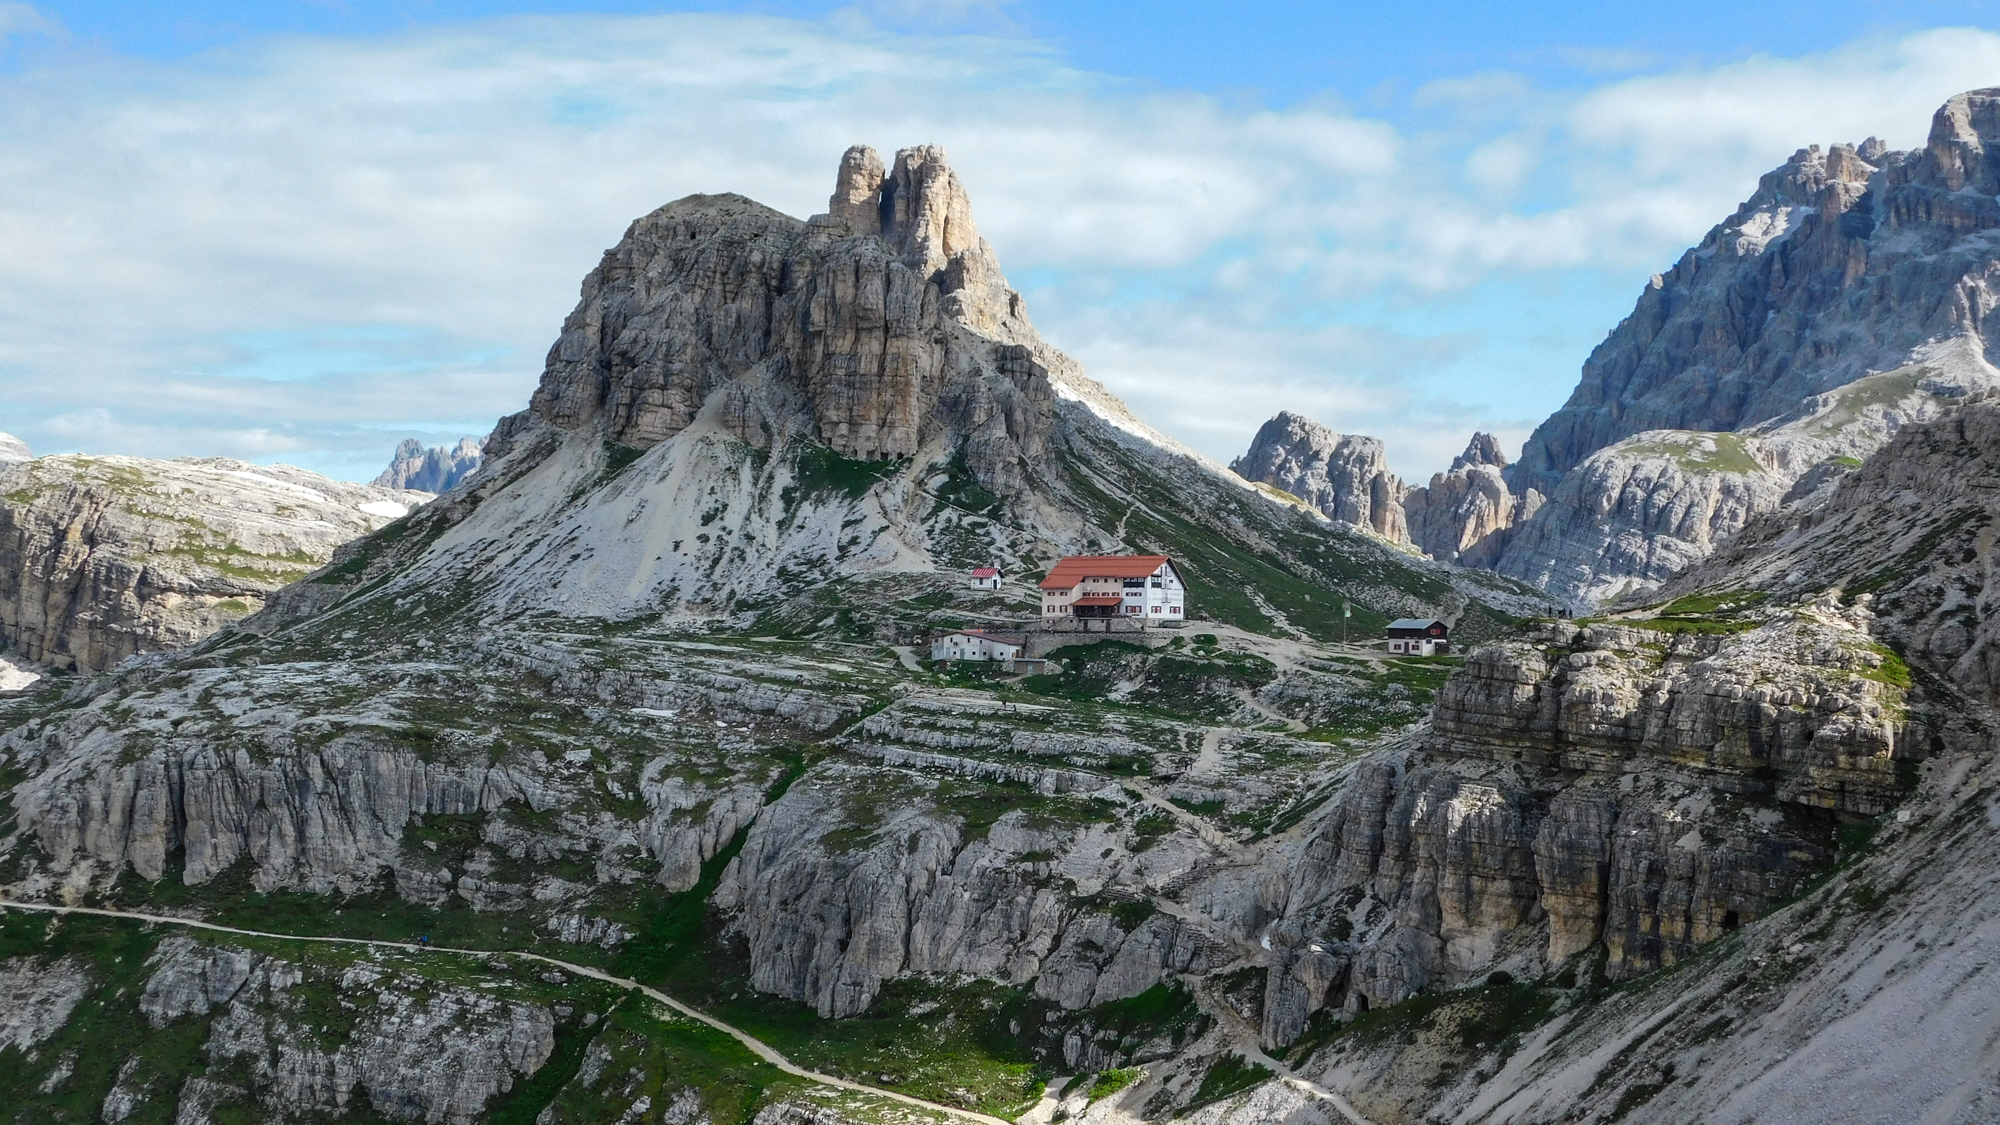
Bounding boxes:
[504,142,1046,477]
[1229,412,1409,541]
[1913,86,2000,193]
[1449,432,1507,472]
[373,436,483,493]
[0,432,29,464]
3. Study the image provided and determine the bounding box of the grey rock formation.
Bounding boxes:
[143,937,554,1125]
[1664,396,2000,705]
[0,955,90,1052]
[1490,89,2000,604]
[1403,432,1529,566]
[0,456,431,671]
[1230,413,1409,541]
[0,432,30,464]
[373,437,482,493]
[510,142,1048,480]
[1498,349,1998,606]
[1247,608,1903,1046]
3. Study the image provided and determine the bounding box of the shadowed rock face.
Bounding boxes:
[1512,89,2000,500]
[374,437,483,493]
[509,143,1050,487]
[1229,412,1410,541]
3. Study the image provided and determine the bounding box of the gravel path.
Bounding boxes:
[0,898,1011,1125]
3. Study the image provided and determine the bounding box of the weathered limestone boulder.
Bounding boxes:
[1230,412,1409,541]
[373,436,483,493]
[0,455,430,671]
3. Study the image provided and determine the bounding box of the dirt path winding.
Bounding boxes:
[0,898,1011,1125]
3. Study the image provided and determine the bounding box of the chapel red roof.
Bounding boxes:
[1039,555,1171,590]
[971,567,1000,577]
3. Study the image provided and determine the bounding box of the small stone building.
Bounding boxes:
[969,566,1002,590]
[930,629,1024,662]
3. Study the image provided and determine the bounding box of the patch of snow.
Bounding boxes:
[0,653,41,692]
[358,500,410,519]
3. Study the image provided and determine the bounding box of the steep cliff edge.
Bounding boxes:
[0,455,430,672]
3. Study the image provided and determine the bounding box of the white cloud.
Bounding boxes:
[0,3,54,39]
[0,14,1996,481]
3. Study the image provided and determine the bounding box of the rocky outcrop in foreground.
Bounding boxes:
[1229,412,1409,541]
[373,436,483,493]
[0,455,430,671]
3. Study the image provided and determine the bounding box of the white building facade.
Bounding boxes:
[1040,555,1186,628]
[930,630,1024,662]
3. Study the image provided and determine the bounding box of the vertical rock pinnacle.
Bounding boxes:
[827,144,886,233]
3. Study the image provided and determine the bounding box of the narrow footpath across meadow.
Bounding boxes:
[0,898,1012,1125]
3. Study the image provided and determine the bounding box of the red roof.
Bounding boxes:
[971,567,1000,578]
[1072,595,1125,607]
[1039,554,1171,590]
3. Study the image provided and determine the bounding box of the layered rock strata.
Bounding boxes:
[1498,348,1999,605]
[1247,609,1906,1045]
[0,455,430,671]
[1229,412,1410,541]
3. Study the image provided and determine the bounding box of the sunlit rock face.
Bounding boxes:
[0,456,428,671]
[1230,412,1410,542]
[513,143,1052,482]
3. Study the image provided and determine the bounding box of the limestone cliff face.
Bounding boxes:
[0,433,29,464]
[1482,90,2000,605]
[373,437,483,493]
[1497,348,1998,606]
[507,143,1051,491]
[1229,412,1409,541]
[0,456,430,672]
[1247,610,1907,1046]
[1402,433,1530,567]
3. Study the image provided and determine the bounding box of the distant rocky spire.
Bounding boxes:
[373,437,483,493]
[1449,432,1507,473]
[826,144,886,231]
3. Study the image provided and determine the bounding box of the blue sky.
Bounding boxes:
[3,2,2000,480]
